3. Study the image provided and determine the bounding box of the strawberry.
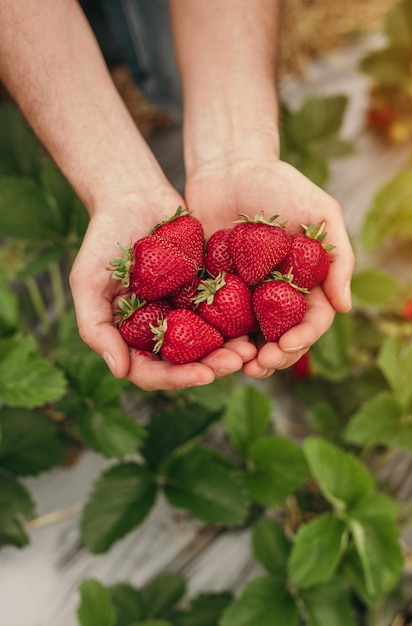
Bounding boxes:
[252,272,308,342]
[116,294,172,351]
[292,352,311,378]
[229,213,292,285]
[168,275,202,311]
[277,222,333,289]
[151,308,224,364]
[151,205,205,270]
[204,228,235,277]
[108,237,198,301]
[402,298,412,320]
[194,272,258,339]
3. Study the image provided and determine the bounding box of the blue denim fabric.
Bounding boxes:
[98,0,183,122]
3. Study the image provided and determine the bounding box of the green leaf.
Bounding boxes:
[351,268,403,309]
[0,335,67,408]
[77,579,116,626]
[77,407,145,458]
[310,313,351,381]
[174,378,230,412]
[298,154,329,188]
[384,0,412,50]
[349,513,403,599]
[80,463,157,553]
[109,583,144,626]
[303,437,374,513]
[0,407,68,475]
[287,95,349,147]
[0,103,40,177]
[0,279,19,334]
[172,592,232,626]
[300,580,357,626]
[144,573,186,619]
[219,575,299,626]
[361,168,412,250]
[243,436,309,508]
[360,48,411,86]
[142,403,219,470]
[39,156,76,236]
[288,513,348,589]
[0,178,64,241]
[163,446,249,526]
[0,471,35,548]
[252,517,291,575]
[222,385,272,459]
[345,391,412,451]
[307,401,340,440]
[377,337,412,409]
[128,621,172,626]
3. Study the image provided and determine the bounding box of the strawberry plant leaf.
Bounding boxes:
[222,385,272,459]
[351,268,403,309]
[171,592,232,626]
[252,517,291,575]
[288,513,349,590]
[361,168,412,250]
[108,583,144,626]
[0,335,67,408]
[0,471,35,548]
[0,407,68,475]
[0,103,40,178]
[143,573,186,619]
[80,462,157,553]
[243,436,309,508]
[349,510,403,599]
[39,156,78,237]
[286,95,349,147]
[219,575,299,626]
[77,579,116,626]
[162,446,249,526]
[141,403,220,471]
[377,337,412,410]
[344,391,412,451]
[77,406,145,458]
[127,621,172,626]
[384,0,412,49]
[303,437,374,513]
[0,279,19,334]
[0,178,65,241]
[307,401,340,441]
[310,313,351,382]
[176,378,230,412]
[300,580,358,626]
[360,48,411,86]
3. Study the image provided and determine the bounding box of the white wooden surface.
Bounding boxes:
[2,39,412,626]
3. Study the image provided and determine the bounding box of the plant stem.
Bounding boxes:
[49,261,66,321]
[25,276,51,336]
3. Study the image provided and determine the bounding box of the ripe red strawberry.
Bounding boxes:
[194,272,258,339]
[108,237,198,301]
[253,273,308,342]
[205,228,235,277]
[277,222,333,289]
[117,294,172,351]
[402,298,412,320]
[292,352,311,378]
[229,213,292,285]
[168,275,202,311]
[151,308,224,364]
[151,205,205,270]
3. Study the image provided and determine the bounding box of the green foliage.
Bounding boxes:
[280,95,353,187]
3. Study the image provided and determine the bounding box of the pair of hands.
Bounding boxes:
[70,157,355,391]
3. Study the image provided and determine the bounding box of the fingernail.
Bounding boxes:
[255,368,269,378]
[215,368,231,377]
[282,345,305,354]
[274,357,288,368]
[345,281,352,309]
[103,351,116,376]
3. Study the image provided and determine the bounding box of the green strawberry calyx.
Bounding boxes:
[269,269,310,294]
[151,205,191,234]
[193,272,226,306]
[107,241,134,287]
[234,211,287,228]
[150,318,167,354]
[115,293,146,325]
[301,221,335,251]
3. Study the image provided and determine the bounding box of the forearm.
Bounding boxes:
[0,0,167,215]
[168,0,281,174]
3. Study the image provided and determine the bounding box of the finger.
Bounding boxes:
[223,335,258,362]
[200,346,244,377]
[278,286,335,353]
[127,350,216,391]
[322,207,355,314]
[70,262,131,378]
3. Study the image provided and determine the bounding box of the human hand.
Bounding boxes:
[185,156,355,379]
[69,187,257,391]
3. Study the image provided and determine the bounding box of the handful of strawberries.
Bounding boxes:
[108,207,333,364]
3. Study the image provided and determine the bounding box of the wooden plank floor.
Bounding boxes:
[2,39,412,626]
